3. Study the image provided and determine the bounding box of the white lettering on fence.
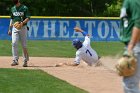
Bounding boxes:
[59,21,69,38]
[98,21,109,39]
[27,19,120,40]
[43,20,56,38]
[110,21,119,38]
[85,21,96,38]
[28,20,40,37]
[71,21,83,38]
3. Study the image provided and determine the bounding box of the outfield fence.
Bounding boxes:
[0,16,120,41]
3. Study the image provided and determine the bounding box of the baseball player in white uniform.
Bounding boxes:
[55,27,100,67]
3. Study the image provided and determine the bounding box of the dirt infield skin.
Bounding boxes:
[0,56,123,93]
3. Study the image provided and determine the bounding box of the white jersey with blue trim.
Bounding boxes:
[74,36,98,66]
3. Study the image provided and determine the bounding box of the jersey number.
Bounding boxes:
[86,49,92,56]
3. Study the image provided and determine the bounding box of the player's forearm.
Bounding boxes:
[22,18,30,25]
[79,28,89,36]
[81,31,89,36]
[8,19,13,31]
[74,27,89,36]
[128,27,140,51]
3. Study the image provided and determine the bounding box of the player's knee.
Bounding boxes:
[123,78,139,90]
[21,43,27,48]
[22,45,27,48]
[124,82,138,92]
[12,43,18,47]
[23,47,27,51]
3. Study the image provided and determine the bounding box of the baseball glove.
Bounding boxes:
[13,22,23,30]
[115,51,137,77]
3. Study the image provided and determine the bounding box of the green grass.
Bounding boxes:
[0,40,125,93]
[0,68,87,93]
[0,40,125,57]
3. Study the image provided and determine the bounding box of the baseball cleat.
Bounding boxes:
[11,60,18,66]
[23,61,28,67]
[94,58,102,67]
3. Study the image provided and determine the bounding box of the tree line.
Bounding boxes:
[0,0,122,17]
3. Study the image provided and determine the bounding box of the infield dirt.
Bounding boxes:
[0,56,123,93]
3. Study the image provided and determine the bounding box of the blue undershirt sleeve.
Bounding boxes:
[81,31,88,36]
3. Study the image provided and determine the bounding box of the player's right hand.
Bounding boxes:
[8,30,12,36]
[55,63,65,67]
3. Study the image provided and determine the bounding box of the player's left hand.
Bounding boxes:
[55,62,79,67]
[74,27,83,32]
[13,22,23,30]
[115,51,137,77]
[55,63,66,67]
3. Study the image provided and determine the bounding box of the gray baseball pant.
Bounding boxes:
[12,26,29,62]
[123,42,140,93]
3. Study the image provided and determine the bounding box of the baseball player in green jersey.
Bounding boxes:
[8,0,30,67]
[120,0,140,93]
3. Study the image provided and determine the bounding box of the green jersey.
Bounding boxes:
[10,4,30,25]
[120,0,140,44]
